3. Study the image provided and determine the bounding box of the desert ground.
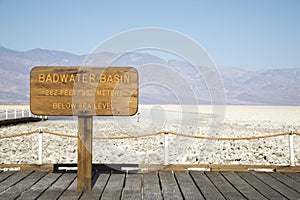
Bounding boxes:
[0,105,299,166]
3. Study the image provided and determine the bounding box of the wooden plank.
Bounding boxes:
[58,177,82,200]
[283,172,300,183]
[190,171,225,199]
[17,172,62,200]
[0,171,47,200]
[37,173,76,200]
[77,116,92,191]
[79,172,110,200]
[159,164,300,172]
[1,164,300,172]
[253,172,300,199]
[0,117,42,127]
[0,171,16,182]
[0,164,53,171]
[0,171,32,193]
[174,171,204,200]
[159,171,183,200]
[100,173,125,200]
[269,173,300,193]
[30,66,138,116]
[238,172,287,200]
[143,171,163,200]
[205,172,245,199]
[222,172,267,200]
[122,174,142,199]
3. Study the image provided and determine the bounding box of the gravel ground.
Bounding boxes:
[0,105,299,166]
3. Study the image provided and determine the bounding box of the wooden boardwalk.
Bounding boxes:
[0,170,299,199]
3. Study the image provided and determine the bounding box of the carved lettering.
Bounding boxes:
[38,73,130,83]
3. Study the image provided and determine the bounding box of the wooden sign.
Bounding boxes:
[30,66,138,116]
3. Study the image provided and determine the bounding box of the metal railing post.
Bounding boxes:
[288,129,295,166]
[164,132,169,165]
[38,127,43,165]
[14,108,17,119]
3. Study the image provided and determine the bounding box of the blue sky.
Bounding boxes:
[0,0,300,70]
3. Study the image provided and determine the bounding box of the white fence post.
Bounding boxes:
[288,129,295,166]
[38,127,43,165]
[164,132,169,165]
[14,109,17,119]
[22,109,24,117]
[5,109,8,119]
[28,108,31,117]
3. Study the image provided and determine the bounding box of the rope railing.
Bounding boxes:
[0,129,299,166]
[0,130,39,139]
[0,129,299,140]
[42,130,78,138]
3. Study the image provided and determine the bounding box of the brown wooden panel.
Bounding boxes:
[30,66,138,116]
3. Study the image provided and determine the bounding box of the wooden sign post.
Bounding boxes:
[30,66,138,191]
[78,116,93,190]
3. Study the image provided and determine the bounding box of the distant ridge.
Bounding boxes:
[0,46,299,105]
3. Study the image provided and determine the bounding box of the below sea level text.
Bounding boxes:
[52,102,111,110]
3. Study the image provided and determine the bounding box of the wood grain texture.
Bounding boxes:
[175,171,204,200]
[37,173,76,199]
[143,171,163,200]
[253,172,300,199]
[77,116,93,191]
[17,172,62,200]
[190,171,225,199]
[0,171,299,199]
[0,171,47,200]
[222,172,267,200]
[159,171,183,200]
[238,172,287,199]
[122,174,142,199]
[30,66,138,116]
[100,173,125,200]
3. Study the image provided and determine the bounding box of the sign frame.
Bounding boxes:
[30,66,139,191]
[30,66,138,116]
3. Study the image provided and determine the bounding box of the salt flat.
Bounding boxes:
[0,105,299,166]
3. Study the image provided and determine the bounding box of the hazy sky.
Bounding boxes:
[1,0,300,70]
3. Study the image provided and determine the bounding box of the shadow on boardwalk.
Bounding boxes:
[0,169,300,199]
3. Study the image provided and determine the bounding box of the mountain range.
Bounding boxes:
[0,46,299,105]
